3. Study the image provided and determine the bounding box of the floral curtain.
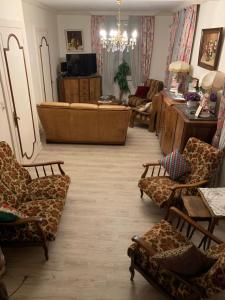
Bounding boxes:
[141,16,155,83]
[177,5,198,61]
[165,5,198,87]
[91,15,105,75]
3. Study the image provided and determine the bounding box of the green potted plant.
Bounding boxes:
[114,60,130,100]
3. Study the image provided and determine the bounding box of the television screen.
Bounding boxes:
[66,53,97,76]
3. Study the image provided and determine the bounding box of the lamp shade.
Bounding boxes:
[201,71,225,91]
[169,61,190,73]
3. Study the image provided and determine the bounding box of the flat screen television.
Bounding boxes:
[66,53,97,76]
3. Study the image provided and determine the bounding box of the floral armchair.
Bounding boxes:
[0,141,70,259]
[128,207,225,300]
[138,137,223,209]
[128,79,164,108]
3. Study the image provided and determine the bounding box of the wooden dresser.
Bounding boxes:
[160,103,217,155]
[59,75,102,103]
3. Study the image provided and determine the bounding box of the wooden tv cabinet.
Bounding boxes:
[59,75,102,103]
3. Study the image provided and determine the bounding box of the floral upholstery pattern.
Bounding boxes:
[128,220,195,299]
[139,137,223,208]
[0,200,64,241]
[183,137,224,185]
[138,176,181,208]
[22,175,70,203]
[0,142,70,242]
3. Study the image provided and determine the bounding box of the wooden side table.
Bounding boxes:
[182,193,225,249]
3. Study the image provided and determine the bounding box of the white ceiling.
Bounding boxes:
[32,0,207,13]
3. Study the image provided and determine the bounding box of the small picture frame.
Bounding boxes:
[195,105,203,118]
[198,27,223,70]
[65,30,84,52]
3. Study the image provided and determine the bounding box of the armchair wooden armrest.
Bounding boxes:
[170,180,208,191]
[167,207,223,245]
[0,216,48,260]
[141,162,166,179]
[132,235,157,256]
[0,216,42,226]
[23,160,65,176]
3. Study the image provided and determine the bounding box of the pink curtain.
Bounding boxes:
[177,5,198,61]
[164,13,180,86]
[165,5,198,87]
[141,16,155,82]
[91,16,105,75]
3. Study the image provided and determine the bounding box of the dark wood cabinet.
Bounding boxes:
[160,104,217,155]
[59,75,102,103]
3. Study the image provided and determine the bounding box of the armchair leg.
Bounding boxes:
[140,189,143,198]
[129,259,135,281]
[35,223,49,260]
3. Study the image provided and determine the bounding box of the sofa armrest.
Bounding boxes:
[169,180,208,191]
[0,216,42,226]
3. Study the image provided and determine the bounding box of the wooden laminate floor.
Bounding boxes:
[2,126,225,300]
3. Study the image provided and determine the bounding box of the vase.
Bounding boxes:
[209,101,216,114]
[187,100,199,109]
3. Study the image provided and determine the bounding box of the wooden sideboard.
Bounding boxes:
[59,75,102,103]
[160,104,217,155]
[157,92,217,155]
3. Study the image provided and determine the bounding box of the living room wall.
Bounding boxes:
[191,0,225,81]
[22,0,60,102]
[57,14,172,82]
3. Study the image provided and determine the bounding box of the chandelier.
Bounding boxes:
[99,0,137,52]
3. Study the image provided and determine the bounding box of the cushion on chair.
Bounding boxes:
[23,175,70,203]
[135,86,150,98]
[0,203,27,222]
[152,244,216,277]
[137,102,152,112]
[160,150,191,180]
[128,220,200,299]
[182,137,223,185]
[0,199,64,242]
[0,181,19,207]
[0,142,31,201]
[138,176,181,207]
[191,252,225,298]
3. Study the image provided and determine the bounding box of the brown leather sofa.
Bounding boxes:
[37,102,131,145]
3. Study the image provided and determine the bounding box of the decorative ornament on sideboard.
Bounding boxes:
[169,61,190,95]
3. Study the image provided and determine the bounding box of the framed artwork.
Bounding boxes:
[65,30,84,52]
[198,27,223,70]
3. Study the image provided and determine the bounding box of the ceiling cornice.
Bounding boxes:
[22,0,58,14]
[57,10,173,16]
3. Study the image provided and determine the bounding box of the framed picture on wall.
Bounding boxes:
[198,27,223,70]
[65,30,84,52]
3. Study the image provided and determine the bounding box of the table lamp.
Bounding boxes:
[199,71,225,117]
[169,61,190,94]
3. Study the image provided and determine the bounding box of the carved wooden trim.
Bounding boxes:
[3,33,36,160]
[39,36,54,101]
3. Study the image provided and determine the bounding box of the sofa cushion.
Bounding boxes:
[0,199,64,242]
[38,102,70,108]
[70,103,98,110]
[23,175,70,203]
[160,150,191,180]
[0,181,19,207]
[98,105,130,111]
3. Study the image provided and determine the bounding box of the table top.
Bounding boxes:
[198,188,225,217]
[182,195,211,219]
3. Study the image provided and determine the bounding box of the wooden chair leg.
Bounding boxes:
[129,258,135,281]
[35,222,49,260]
[140,189,143,198]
